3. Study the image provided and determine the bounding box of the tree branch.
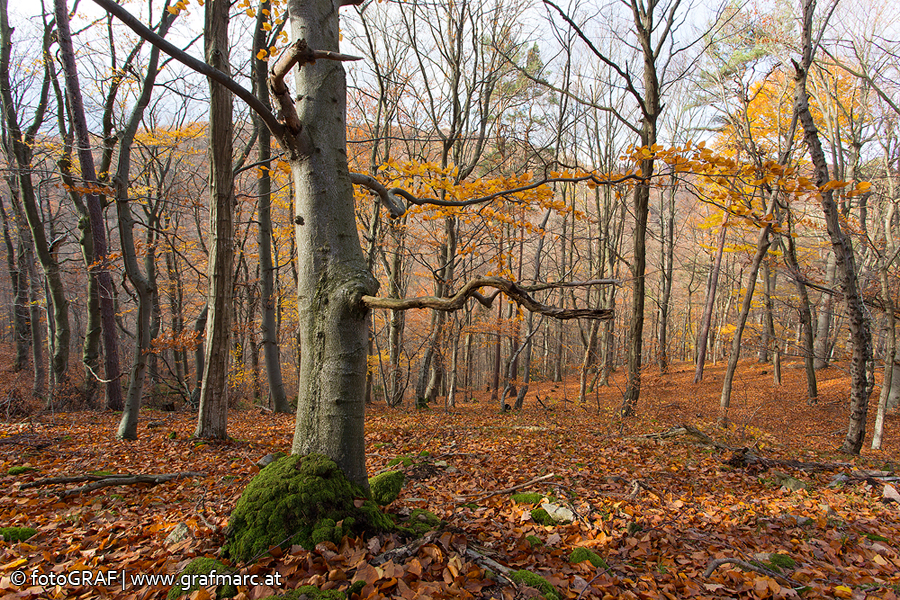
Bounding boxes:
[90,0,285,139]
[362,276,614,320]
[351,171,645,214]
[268,38,362,135]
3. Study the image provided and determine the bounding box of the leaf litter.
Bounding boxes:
[1,360,899,599]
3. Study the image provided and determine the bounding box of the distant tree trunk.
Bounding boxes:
[794,0,871,454]
[719,216,774,426]
[515,208,552,409]
[195,0,234,439]
[872,267,896,449]
[814,252,836,368]
[658,181,676,373]
[0,197,29,371]
[252,4,289,413]
[694,216,728,383]
[55,0,123,410]
[0,1,68,392]
[780,221,818,403]
[762,258,781,384]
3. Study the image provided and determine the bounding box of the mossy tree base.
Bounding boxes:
[224,454,393,562]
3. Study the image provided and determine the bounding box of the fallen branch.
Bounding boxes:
[456,473,556,503]
[724,448,851,472]
[704,557,797,587]
[465,547,516,586]
[639,424,733,451]
[371,532,439,566]
[22,472,204,496]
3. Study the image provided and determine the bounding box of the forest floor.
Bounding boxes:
[1,359,900,600]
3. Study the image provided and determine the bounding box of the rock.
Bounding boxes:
[256,452,286,469]
[828,473,850,487]
[164,522,192,547]
[540,502,575,524]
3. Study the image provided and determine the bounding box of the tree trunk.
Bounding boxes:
[794,0,872,454]
[195,0,234,439]
[814,252,836,369]
[54,0,124,410]
[719,220,773,426]
[694,216,728,383]
[286,0,379,488]
[0,1,68,391]
[780,223,818,403]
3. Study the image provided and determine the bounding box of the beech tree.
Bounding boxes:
[94,0,614,486]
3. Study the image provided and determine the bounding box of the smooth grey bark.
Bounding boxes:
[286,0,378,487]
[195,0,234,439]
[657,180,676,373]
[762,258,781,385]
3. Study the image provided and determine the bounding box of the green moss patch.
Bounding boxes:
[510,569,559,600]
[7,466,36,476]
[224,454,393,562]
[569,547,608,569]
[0,527,37,543]
[369,470,404,506]
[260,585,349,600]
[399,509,443,535]
[531,508,554,526]
[525,535,544,548]
[166,557,237,599]
[511,492,543,505]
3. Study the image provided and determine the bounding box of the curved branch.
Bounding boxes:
[350,171,645,214]
[362,276,614,320]
[90,0,285,139]
[349,172,406,217]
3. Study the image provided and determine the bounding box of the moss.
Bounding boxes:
[167,431,177,440]
[510,570,559,600]
[0,527,37,542]
[260,585,347,600]
[368,470,404,506]
[511,492,543,505]
[866,533,890,542]
[401,509,443,535]
[525,535,543,548]
[530,508,554,526]
[767,553,796,570]
[569,547,608,569]
[7,466,36,476]
[166,557,237,599]
[387,456,413,467]
[224,454,393,562]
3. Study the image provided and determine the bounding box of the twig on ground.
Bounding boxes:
[456,473,556,503]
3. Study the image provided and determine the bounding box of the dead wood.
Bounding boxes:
[703,557,795,585]
[723,447,851,472]
[639,424,733,451]
[21,471,204,496]
[455,473,556,503]
[371,532,440,566]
